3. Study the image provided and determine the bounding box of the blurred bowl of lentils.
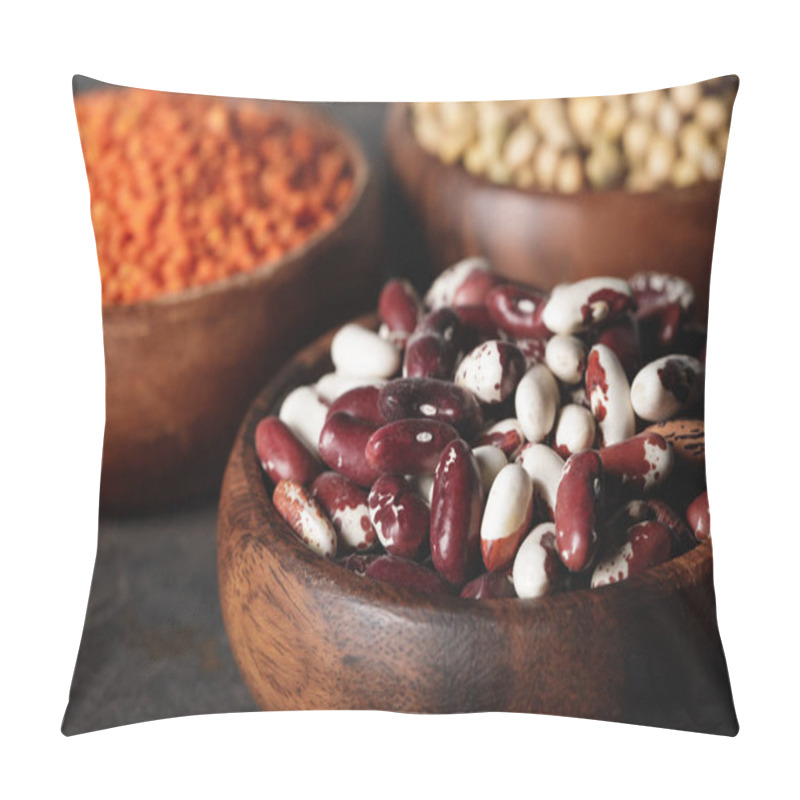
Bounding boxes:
[386,76,738,319]
[74,83,380,513]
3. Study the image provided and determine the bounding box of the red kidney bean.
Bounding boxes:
[378,377,484,438]
[318,411,380,488]
[416,307,461,340]
[367,475,430,559]
[686,491,710,543]
[591,520,672,588]
[453,269,504,307]
[425,257,491,310]
[403,332,458,381]
[255,416,321,486]
[455,340,527,405]
[474,417,527,459]
[630,272,696,358]
[486,284,551,339]
[460,570,516,599]
[643,498,696,555]
[430,439,485,585]
[311,472,377,553]
[639,301,684,352]
[365,419,459,476]
[327,385,385,426]
[378,278,422,346]
[453,304,503,347]
[597,432,674,497]
[594,313,642,379]
[629,272,695,318]
[272,479,338,558]
[597,500,650,550]
[554,450,603,572]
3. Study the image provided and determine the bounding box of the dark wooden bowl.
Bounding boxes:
[217,316,738,734]
[99,101,381,514]
[385,103,724,321]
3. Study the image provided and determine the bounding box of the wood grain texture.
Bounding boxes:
[100,101,382,513]
[217,317,738,733]
[385,103,723,321]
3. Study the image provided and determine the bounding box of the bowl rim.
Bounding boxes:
[221,311,713,617]
[77,90,372,314]
[387,101,724,202]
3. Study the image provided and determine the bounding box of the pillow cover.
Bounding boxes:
[64,75,738,735]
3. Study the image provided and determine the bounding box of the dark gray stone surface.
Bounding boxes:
[62,503,257,735]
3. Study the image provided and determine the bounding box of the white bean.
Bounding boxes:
[514,364,560,443]
[516,443,564,520]
[554,404,597,458]
[471,445,508,493]
[331,323,401,379]
[279,385,329,454]
[545,334,587,384]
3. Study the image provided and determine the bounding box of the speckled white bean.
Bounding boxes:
[454,340,525,404]
[512,522,559,599]
[471,445,508,493]
[542,277,632,334]
[330,323,401,378]
[591,541,634,588]
[516,443,564,519]
[314,372,385,403]
[585,344,635,446]
[474,417,527,460]
[545,334,587,384]
[279,385,329,454]
[630,355,704,422]
[424,256,491,309]
[553,404,597,458]
[272,480,338,559]
[514,364,560,443]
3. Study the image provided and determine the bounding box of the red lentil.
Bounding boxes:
[75,88,356,305]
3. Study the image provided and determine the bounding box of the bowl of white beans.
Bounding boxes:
[385,76,738,321]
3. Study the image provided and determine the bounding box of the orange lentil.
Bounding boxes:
[75,88,356,305]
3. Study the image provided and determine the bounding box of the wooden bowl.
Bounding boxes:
[386,103,724,321]
[99,101,381,514]
[217,316,738,734]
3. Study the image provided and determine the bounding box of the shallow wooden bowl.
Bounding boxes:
[386,103,724,320]
[99,101,381,514]
[217,317,737,734]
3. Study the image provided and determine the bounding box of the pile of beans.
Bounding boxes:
[410,77,735,192]
[75,89,355,305]
[256,258,710,599]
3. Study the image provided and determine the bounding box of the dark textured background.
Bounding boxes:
[63,84,431,735]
